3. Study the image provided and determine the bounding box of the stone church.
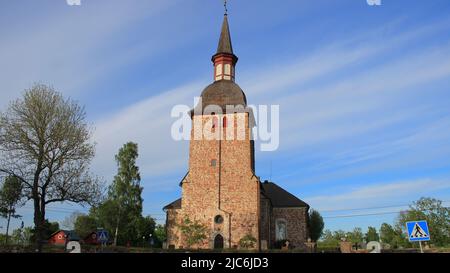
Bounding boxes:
[163,13,309,250]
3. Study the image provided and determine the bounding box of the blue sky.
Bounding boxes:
[1,0,450,234]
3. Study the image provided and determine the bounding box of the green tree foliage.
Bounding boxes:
[0,176,24,244]
[239,234,257,249]
[308,209,324,242]
[365,226,380,242]
[153,224,167,248]
[0,84,103,251]
[178,217,207,249]
[30,220,59,243]
[346,227,364,245]
[11,227,33,245]
[320,229,346,247]
[109,142,142,246]
[74,214,98,239]
[90,142,154,246]
[396,197,450,247]
[136,216,156,246]
[90,199,117,239]
[380,222,408,248]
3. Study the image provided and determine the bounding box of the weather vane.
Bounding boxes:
[224,0,228,15]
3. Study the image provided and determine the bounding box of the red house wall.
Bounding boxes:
[48,231,67,245]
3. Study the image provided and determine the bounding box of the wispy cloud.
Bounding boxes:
[0,1,178,108]
[92,81,204,182]
[305,178,450,211]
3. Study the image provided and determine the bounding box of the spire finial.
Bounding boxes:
[224,0,228,16]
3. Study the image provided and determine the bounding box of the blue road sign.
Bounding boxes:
[97,230,109,244]
[406,220,430,242]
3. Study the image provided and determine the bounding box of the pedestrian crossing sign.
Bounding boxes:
[97,230,109,244]
[406,220,430,242]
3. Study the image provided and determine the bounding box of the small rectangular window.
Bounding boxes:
[211,159,217,167]
[216,64,222,76]
[224,64,231,75]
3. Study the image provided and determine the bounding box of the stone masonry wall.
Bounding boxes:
[271,207,309,248]
[167,112,260,249]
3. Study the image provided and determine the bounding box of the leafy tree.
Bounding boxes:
[319,229,347,248]
[178,217,207,249]
[93,142,143,246]
[136,216,156,246]
[30,220,59,243]
[90,199,117,240]
[0,84,103,251]
[321,229,335,243]
[0,234,6,245]
[0,176,24,244]
[396,197,450,247]
[239,234,257,249]
[11,227,33,245]
[380,222,408,249]
[365,226,380,242]
[153,224,167,248]
[346,227,364,245]
[333,230,347,241]
[308,209,324,242]
[74,214,98,239]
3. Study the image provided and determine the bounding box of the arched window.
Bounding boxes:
[275,219,287,241]
[211,113,218,130]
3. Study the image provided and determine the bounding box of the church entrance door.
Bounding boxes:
[214,234,224,249]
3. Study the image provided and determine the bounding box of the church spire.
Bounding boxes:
[216,14,233,55]
[212,9,238,82]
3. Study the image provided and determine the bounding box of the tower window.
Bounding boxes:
[211,159,217,167]
[214,215,224,224]
[224,64,231,75]
[212,116,218,129]
[216,64,222,76]
[215,64,223,81]
[223,116,227,128]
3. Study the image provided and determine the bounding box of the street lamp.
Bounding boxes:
[142,236,146,249]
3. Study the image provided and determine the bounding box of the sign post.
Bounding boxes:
[97,230,109,252]
[406,220,430,253]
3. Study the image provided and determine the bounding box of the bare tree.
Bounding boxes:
[0,84,103,251]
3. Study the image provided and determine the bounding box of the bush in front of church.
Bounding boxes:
[239,234,257,249]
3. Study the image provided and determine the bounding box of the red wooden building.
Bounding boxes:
[48,230,80,245]
[83,231,101,245]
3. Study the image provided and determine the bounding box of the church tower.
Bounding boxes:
[165,12,261,250]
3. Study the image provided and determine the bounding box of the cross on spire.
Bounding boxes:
[224,0,228,16]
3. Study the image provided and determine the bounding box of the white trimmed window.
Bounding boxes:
[275,219,287,241]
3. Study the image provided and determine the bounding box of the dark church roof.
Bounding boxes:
[163,198,181,210]
[217,15,233,55]
[261,181,310,208]
[163,182,309,211]
[192,80,248,114]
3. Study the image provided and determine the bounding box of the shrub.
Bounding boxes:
[239,234,257,249]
